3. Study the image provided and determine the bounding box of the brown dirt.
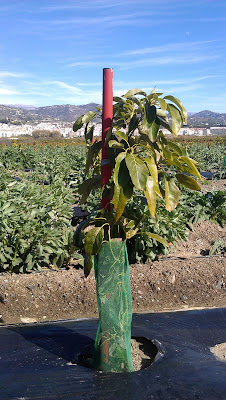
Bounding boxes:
[0,218,225,325]
[210,343,226,362]
[200,178,226,193]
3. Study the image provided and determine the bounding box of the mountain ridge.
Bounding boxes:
[0,104,225,126]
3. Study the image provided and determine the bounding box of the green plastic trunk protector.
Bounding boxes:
[92,240,134,372]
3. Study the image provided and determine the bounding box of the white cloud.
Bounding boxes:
[121,40,216,56]
[0,88,18,95]
[0,71,26,78]
[46,81,82,93]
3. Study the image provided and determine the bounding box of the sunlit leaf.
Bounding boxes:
[125,153,148,190]
[123,88,146,98]
[73,115,83,132]
[179,156,202,180]
[82,111,96,124]
[158,98,167,111]
[144,176,156,218]
[164,95,187,124]
[167,104,182,136]
[85,141,101,175]
[165,177,180,211]
[108,140,125,149]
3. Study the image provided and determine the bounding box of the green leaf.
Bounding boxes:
[104,127,112,145]
[112,183,127,221]
[123,88,146,98]
[165,177,180,211]
[108,140,125,149]
[158,117,172,133]
[176,173,201,191]
[85,141,101,175]
[143,104,156,129]
[113,96,125,103]
[79,175,101,203]
[118,159,130,187]
[144,176,156,218]
[158,98,167,111]
[84,254,94,277]
[85,125,94,143]
[115,130,128,143]
[144,156,158,183]
[123,180,134,199]
[156,109,168,121]
[164,95,187,124]
[143,232,169,247]
[125,153,148,190]
[167,104,182,136]
[179,156,202,180]
[168,142,183,156]
[82,111,96,124]
[113,152,126,185]
[73,115,83,132]
[84,226,104,255]
[128,114,139,133]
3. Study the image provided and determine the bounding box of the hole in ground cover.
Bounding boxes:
[78,336,160,372]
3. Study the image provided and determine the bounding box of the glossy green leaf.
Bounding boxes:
[164,95,187,124]
[144,176,156,218]
[128,114,139,133]
[82,111,96,124]
[176,174,201,191]
[123,88,146,98]
[112,183,128,221]
[115,130,128,142]
[125,153,148,190]
[143,104,156,129]
[113,152,126,185]
[85,125,94,143]
[84,254,94,277]
[108,140,125,149]
[165,177,180,211]
[167,104,182,136]
[158,98,167,111]
[179,156,202,180]
[73,115,83,132]
[84,226,104,255]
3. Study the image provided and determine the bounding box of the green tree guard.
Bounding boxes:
[92,240,134,372]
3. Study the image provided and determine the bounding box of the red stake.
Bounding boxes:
[101,68,113,210]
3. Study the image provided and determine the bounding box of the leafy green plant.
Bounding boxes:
[74,87,202,270]
[0,176,81,272]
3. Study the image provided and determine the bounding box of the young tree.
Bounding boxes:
[73,88,201,372]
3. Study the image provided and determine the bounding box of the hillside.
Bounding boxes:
[0,104,226,126]
[0,103,100,124]
[187,110,226,127]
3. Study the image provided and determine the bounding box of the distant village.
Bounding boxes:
[0,121,226,138]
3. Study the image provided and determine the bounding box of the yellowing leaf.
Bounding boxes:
[144,176,156,218]
[179,156,202,181]
[165,177,180,211]
[112,183,127,221]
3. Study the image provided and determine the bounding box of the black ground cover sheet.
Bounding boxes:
[0,308,225,400]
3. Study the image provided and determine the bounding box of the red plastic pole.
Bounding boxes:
[101,68,113,210]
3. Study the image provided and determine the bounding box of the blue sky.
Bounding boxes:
[0,0,225,111]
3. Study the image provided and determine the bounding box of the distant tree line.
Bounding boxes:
[32,129,62,139]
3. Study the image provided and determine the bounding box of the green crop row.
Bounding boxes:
[0,141,225,271]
